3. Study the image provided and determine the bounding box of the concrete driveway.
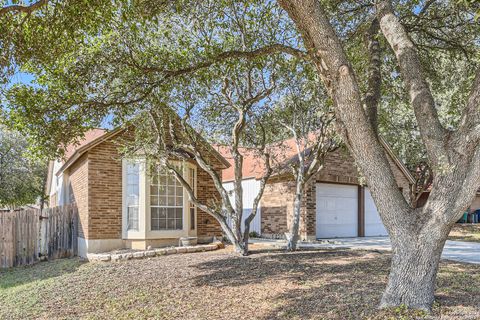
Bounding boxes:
[252,237,480,264]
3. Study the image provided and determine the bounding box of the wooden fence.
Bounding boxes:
[0,205,78,268]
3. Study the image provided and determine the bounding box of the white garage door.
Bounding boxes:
[365,188,388,236]
[316,183,358,238]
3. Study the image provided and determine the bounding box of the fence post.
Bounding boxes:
[39,208,49,260]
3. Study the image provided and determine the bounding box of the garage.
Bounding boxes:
[364,188,388,236]
[316,183,358,238]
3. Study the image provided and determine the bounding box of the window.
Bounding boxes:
[189,168,196,230]
[126,162,140,231]
[150,168,183,230]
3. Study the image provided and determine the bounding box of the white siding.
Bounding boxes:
[364,188,388,236]
[223,178,262,234]
[49,160,71,207]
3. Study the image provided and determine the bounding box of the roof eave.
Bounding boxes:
[56,128,124,176]
[379,137,416,185]
[56,126,230,175]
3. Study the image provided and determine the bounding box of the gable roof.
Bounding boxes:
[54,127,230,177]
[45,128,109,195]
[56,128,123,176]
[217,133,327,182]
[215,146,266,182]
[217,136,415,184]
[64,128,107,160]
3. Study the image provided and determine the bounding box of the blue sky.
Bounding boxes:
[7,72,34,87]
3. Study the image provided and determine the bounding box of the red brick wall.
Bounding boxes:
[261,178,295,235]
[87,139,123,240]
[68,154,89,238]
[314,149,359,185]
[314,148,410,190]
[196,167,223,238]
[260,148,412,237]
[66,135,223,241]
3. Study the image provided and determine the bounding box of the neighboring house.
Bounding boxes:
[471,192,480,211]
[46,128,227,257]
[218,138,415,240]
[417,188,480,214]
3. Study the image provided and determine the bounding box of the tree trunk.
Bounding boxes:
[218,216,247,255]
[286,182,303,251]
[381,224,450,311]
[242,223,251,256]
[277,0,480,312]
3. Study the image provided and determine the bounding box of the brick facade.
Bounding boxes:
[196,167,223,238]
[261,178,295,235]
[87,139,123,240]
[68,154,89,239]
[62,132,223,245]
[260,148,412,239]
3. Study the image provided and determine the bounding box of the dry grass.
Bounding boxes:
[449,224,480,243]
[0,246,479,320]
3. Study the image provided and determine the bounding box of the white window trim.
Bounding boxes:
[187,163,197,234]
[122,159,146,239]
[188,165,197,236]
[122,159,197,240]
[146,161,197,238]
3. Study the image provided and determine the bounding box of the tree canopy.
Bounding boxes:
[0,126,46,209]
[1,0,478,170]
[1,0,480,310]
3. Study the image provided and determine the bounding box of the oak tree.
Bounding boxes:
[3,0,480,311]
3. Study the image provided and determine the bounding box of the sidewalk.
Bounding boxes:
[250,237,480,264]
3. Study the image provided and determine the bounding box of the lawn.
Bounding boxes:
[1,247,479,320]
[449,224,480,243]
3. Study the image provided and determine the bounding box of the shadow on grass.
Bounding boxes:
[190,249,386,319]
[192,248,480,319]
[193,249,385,286]
[0,257,84,289]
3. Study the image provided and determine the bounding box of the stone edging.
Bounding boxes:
[86,242,222,262]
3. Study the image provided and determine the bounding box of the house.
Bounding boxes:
[417,189,480,219]
[218,138,415,240]
[46,128,227,257]
[471,193,480,212]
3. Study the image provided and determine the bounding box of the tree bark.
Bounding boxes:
[276,0,480,312]
[381,222,450,310]
[364,18,381,134]
[376,0,447,166]
[218,215,247,255]
[242,221,251,255]
[286,182,303,251]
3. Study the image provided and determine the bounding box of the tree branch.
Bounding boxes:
[363,18,381,134]
[278,0,412,229]
[130,44,309,76]
[376,0,447,166]
[165,162,223,220]
[0,0,48,16]
[243,118,273,240]
[456,68,480,143]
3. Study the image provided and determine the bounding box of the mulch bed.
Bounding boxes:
[1,246,479,319]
